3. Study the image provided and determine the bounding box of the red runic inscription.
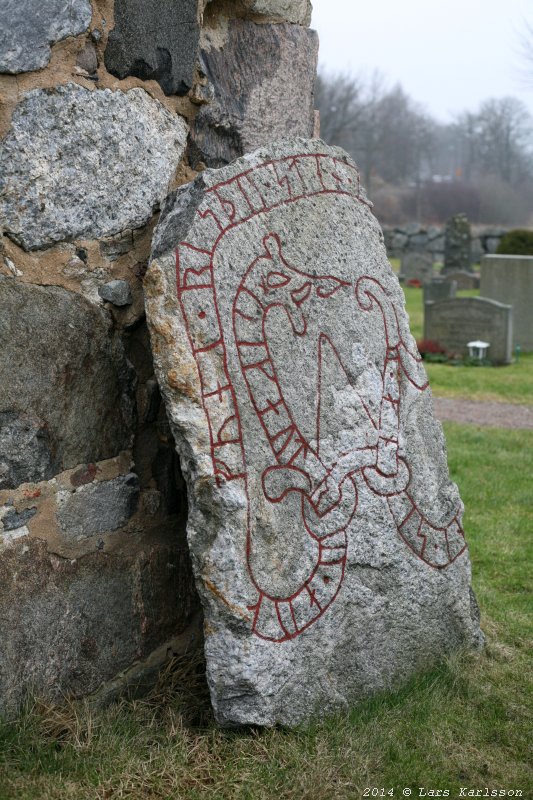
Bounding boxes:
[175,154,467,642]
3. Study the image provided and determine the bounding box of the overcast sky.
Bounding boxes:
[311,0,533,121]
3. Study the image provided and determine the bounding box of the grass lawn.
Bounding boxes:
[401,284,533,405]
[1,424,532,799]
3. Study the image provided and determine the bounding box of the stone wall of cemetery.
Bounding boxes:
[383,223,510,263]
[0,0,317,715]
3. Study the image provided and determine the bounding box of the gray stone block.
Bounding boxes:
[442,270,479,291]
[246,0,312,24]
[423,279,456,304]
[427,235,445,254]
[1,506,37,531]
[0,412,59,490]
[404,222,424,236]
[0,535,199,716]
[190,21,318,167]
[410,232,429,249]
[105,0,199,96]
[76,41,98,76]
[443,214,471,272]
[0,0,92,74]
[57,473,140,539]
[391,232,408,251]
[0,84,188,250]
[0,278,135,487]
[400,251,433,282]
[485,237,501,254]
[471,236,483,264]
[427,226,442,241]
[98,280,133,307]
[146,139,483,728]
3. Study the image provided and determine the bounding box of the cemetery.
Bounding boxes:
[0,0,532,797]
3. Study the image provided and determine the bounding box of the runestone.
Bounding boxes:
[145,140,483,727]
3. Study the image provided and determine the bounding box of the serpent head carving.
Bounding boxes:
[246,232,350,336]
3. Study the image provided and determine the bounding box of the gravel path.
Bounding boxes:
[432,397,533,429]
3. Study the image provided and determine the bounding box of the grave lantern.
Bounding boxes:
[467,340,490,360]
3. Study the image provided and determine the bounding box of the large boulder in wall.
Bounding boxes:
[0,277,135,489]
[0,0,92,74]
[190,21,318,167]
[0,84,188,251]
[145,140,484,727]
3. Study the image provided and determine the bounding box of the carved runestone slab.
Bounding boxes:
[145,140,484,727]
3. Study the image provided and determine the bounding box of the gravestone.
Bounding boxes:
[443,214,471,273]
[145,140,483,727]
[400,251,433,282]
[480,255,533,350]
[424,297,513,364]
[423,278,456,304]
[443,270,480,291]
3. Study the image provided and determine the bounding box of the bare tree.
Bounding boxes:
[315,71,365,149]
[454,97,532,185]
[317,70,435,194]
[371,85,435,185]
[316,68,533,224]
[477,97,532,184]
[518,21,533,86]
[351,70,388,190]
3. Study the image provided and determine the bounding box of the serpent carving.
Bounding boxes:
[175,153,467,644]
[233,233,360,641]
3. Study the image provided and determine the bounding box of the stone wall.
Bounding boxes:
[383,223,509,264]
[0,0,316,715]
